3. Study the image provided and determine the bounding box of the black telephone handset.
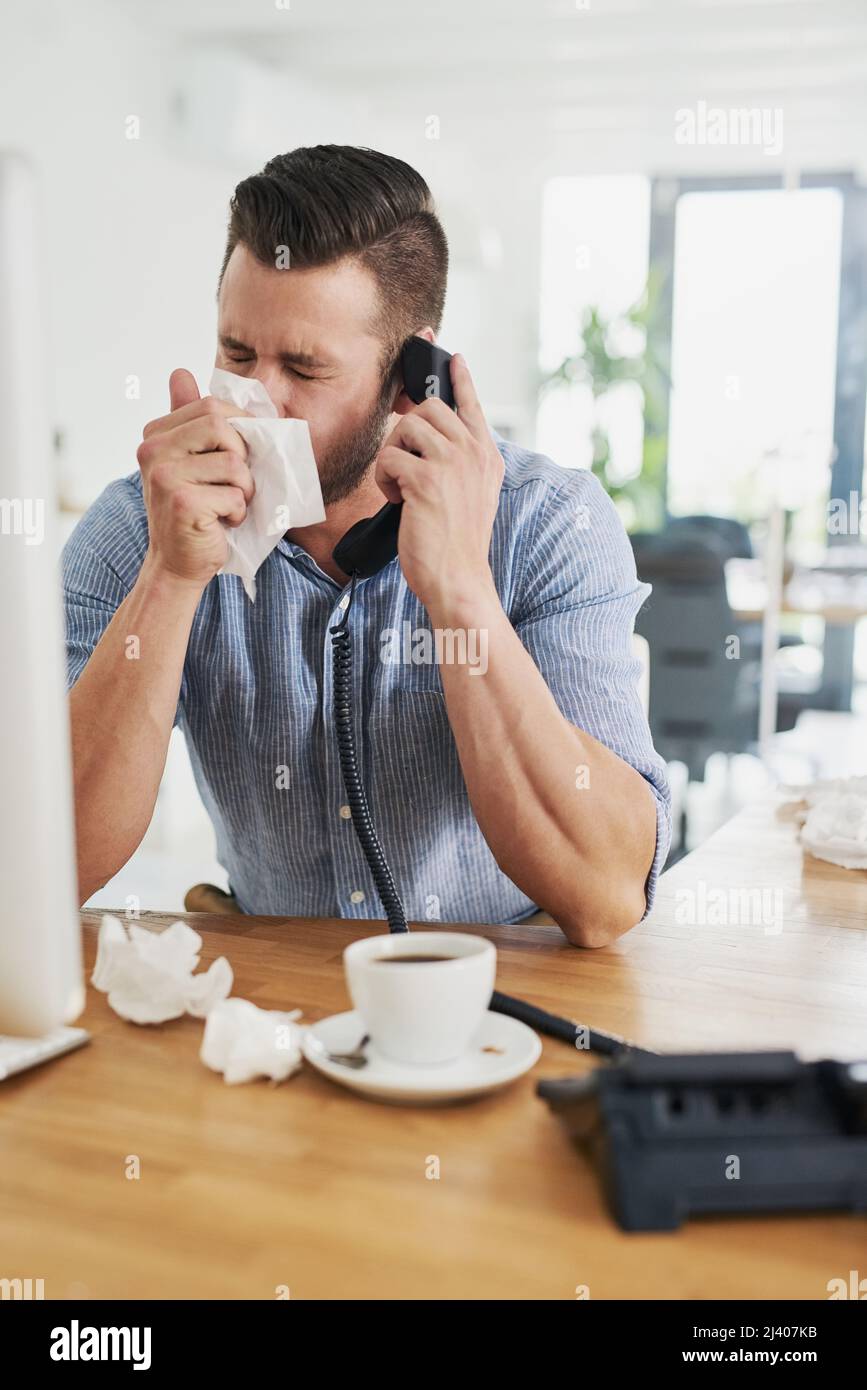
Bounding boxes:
[331,336,456,578]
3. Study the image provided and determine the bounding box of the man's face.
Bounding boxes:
[217,245,396,505]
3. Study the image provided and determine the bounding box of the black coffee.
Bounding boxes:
[373,954,454,964]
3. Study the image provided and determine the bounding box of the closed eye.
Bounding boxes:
[223,351,316,381]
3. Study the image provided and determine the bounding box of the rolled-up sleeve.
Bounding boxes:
[63,541,130,689]
[511,468,671,918]
[61,474,185,725]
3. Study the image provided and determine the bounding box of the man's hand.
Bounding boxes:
[374,354,504,614]
[136,368,255,591]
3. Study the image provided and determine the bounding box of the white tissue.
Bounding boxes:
[782,774,867,808]
[800,788,867,870]
[200,997,305,1084]
[209,367,325,601]
[91,914,233,1024]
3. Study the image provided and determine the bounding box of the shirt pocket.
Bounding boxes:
[368,689,468,808]
[371,634,446,695]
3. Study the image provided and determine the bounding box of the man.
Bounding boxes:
[63,144,670,947]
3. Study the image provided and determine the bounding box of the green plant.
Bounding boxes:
[540,271,671,532]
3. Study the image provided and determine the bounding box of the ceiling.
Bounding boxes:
[121,0,867,174]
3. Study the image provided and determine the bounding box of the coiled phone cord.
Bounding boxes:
[329,575,651,1059]
[331,572,408,934]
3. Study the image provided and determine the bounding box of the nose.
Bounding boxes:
[252,368,295,416]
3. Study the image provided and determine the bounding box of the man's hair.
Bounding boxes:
[220,145,449,385]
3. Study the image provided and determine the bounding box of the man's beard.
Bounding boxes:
[316,385,395,507]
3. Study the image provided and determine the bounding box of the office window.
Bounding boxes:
[536,175,650,475]
[666,187,843,556]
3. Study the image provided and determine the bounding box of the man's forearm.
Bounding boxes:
[428,583,657,947]
[69,554,202,904]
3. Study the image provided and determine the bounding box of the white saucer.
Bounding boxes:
[301,1009,542,1105]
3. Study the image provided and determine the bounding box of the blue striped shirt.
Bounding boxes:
[62,436,671,926]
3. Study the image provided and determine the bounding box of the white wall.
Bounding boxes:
[0,1,238,509]
[0,5,549,502]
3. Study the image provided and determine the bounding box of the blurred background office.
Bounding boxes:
[4,0,867,907]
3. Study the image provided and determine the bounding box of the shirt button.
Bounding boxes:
[349,890,365,904]
[339,805,352,820]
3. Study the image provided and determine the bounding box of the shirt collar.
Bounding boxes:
[275,534,401,589]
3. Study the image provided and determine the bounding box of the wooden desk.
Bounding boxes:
[731,599,867,625]
[3,799,866,1300]
[727,557,867,625]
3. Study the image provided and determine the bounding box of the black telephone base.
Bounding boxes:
[538,1050,867,1231]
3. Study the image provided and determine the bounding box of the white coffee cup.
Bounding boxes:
[343,932,497,1066]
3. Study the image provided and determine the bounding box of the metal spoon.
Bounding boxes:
[315,1033,371,1069]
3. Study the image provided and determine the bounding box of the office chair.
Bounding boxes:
[631,527,760,783]
[666,513,754,560]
